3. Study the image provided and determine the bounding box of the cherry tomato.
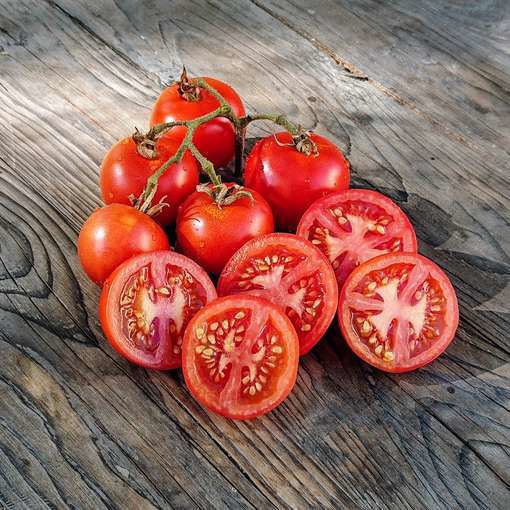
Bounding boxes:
[150,77,245,169]
[78,204,169,285]
[244,132,350,231]
[100,134,199,226]
[176,185,274,275]
[218,233,337,355]
[297,189,417,290]
[182,295,299,419]
[100,251,217,370]
[338,253,458,372]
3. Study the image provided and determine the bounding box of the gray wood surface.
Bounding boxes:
[0,1,509,509]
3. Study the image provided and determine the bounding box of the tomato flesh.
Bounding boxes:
[297,189,417,290]
[182,295,299,419]
[100,251,217,370]
[217,233,338,355]
[338,253,458,372]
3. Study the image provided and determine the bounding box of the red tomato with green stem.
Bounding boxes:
[151,76,245,169]
[100,251,217,370]
[338,252,458,372]
[100,134,199,226]
[176,184,274,275]
[244,132,350,231]
[182,295,299,419]
[78,204,170,285]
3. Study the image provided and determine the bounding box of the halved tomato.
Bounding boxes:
[99,251,217,370]
[217,233,338,355]
[182,295,299,419]
[297,189,417,290]
[338,253,459,372]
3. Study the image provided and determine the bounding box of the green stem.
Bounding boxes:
[189,144,222,187]
[240,113,300,135]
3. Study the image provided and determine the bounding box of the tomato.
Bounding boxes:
[150,77,245,169]
[100,251,217,369]
[217,233,337,355]
[297,189,417,290]
[244,132,350,231]
[100,134,199,226]
[182,295,299,419]
[338,253,458,372]
[78,204,169,285]
[176,184,274,275]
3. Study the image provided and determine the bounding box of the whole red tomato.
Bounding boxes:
[150,77,245,169]
[244,132,350,231]
[78,204,169,285]
[176,184,274,275]
[100,134,199,226]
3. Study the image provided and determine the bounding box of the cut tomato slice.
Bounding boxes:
[338,253,459,372]
[99,251,217,370]
[182,295,299,419]
[217,233,338,355]
[297,189,417,290]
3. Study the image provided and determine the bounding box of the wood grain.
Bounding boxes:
[0,0,509,508]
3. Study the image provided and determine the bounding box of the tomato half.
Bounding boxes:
[217,233,338,355]
[150,77,245,169]
[78,204,170,285]
[100,134,199,226]
[176,184,274,275]
[182,295,299,419]
[297,189,417,290]
[100,251,217,370]
[338,253,458,372]
[244,132,350,231]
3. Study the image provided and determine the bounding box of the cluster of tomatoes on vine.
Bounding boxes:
[78,69,459,420]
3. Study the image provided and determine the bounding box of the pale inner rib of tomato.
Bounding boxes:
[119,263,207,357]
[194,307,286,403]
[227,250,326,338]
[308,200,406,283]
[345,263,446,364]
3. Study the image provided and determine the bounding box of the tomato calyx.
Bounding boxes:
[196,182,253,208]
[274,125,318,157]
[132,127,160,159]
[176,66,202,102]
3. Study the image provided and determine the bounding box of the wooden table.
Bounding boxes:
[1,1,509,508]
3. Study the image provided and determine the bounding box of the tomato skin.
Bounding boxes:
[100,135,199,226]
[244,132,350,231]
[176,185,274,275]
[217,233,338,355]
[78,204,169,285]
[182,295,299,419]
[150,77,245,169]
[100,251,217,370]
[338,252,459,373]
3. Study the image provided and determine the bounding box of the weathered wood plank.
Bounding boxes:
[0,0,509,509]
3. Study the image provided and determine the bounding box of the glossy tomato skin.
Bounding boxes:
[176,185,274,275]
[182,295,299,419]
[338,253,459,373]
[297,189,417,291]
[217,233,338,355]
[244,132,350,231]
[150,77,245,169]
[100,134,199,226]
[100,251,217,370]
[78,204,169,285]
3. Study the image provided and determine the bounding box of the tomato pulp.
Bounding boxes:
[244,132,350,231]
[100,251,217,369]
[297,189,417,290]
[78,204,170,285]
[100,134,199,226]
[182,295,299,419]
[217,233,338,355]
[150,77,245,169]
[176,184,274,275]
[338,253,458,372]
